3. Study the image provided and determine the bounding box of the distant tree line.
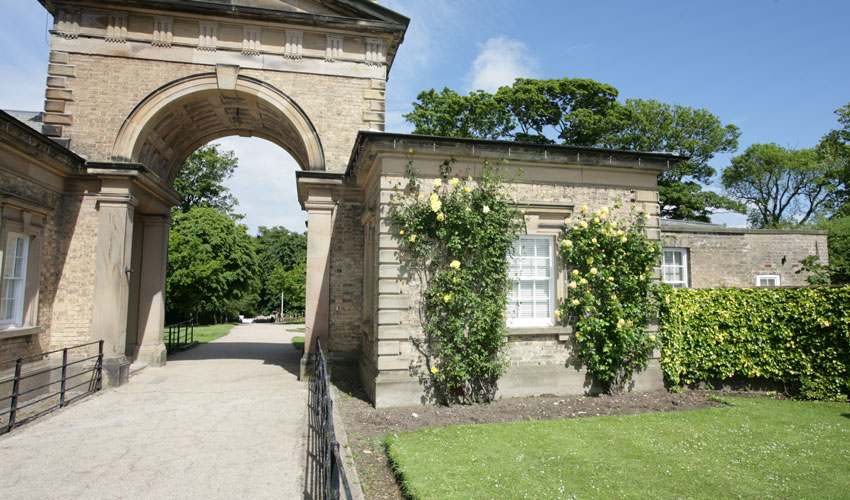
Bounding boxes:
[165,144,306,324]
[405,79,850,282]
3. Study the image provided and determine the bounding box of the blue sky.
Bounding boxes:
[2,0,848,232]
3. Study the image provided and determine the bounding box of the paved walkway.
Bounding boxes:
[0,323,308,499]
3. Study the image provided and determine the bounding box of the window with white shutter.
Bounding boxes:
[507,235,555,327]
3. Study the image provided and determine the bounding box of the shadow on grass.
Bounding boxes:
[842,413,850,420]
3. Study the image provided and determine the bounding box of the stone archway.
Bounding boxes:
[111,68,326,179]
[101,70,333,372]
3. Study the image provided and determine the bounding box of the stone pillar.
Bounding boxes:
[301,187,334,377]
[90,184,137,387]
[135,215,170,367]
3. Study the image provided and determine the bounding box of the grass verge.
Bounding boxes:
[192,323,237,343]
[385,397,850,499]
[292,336,305,351]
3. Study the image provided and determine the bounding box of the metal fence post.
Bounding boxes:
[8,358,22,432]
[59,348,68,407]
[96,340,104,391]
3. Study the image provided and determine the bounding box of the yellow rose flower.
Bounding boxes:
[579,278,588,285]
[464,186,471,193]
[569,281,578,289]
[616,318,625,328]
[649,335,656,342]
[579,220,588,229]
[399,230,404,235]
[572,269,579,276]
[611,294,617,300]
[437,212,445,221]
[621,236,628,243]
[450,177,459,187]
[608,276,614,282]
[594,217,600,224]
[409,234,417,242]
[591,238,597,244]
[601,207,609,215]
[443,294,451,303]
[563,239,573,248]
[572,299,580,306]
[408,148,414,153]
[433,178,442,187]
[590,267,598,275]
[581,205,588,213]
[450,260,461,269]
[587,257,594,265]
[554,310,561,319]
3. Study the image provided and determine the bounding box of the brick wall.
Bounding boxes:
[662,227,828,288]
[328,200,364,354]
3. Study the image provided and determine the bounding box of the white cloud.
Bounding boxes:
[466,36,539,93]
[215,137,306,235]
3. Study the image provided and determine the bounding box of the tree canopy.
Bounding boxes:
[404,78,741,221]
[722,143,837,228]
[166,207,260,323]
[172,144,239,215]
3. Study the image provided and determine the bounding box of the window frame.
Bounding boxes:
[756,274,780,287]
[507,235,556,328]
[661,247,689,288]
[1,232,30,328]
[0,199,46,334]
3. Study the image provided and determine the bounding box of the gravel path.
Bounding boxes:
[0,323,307,500]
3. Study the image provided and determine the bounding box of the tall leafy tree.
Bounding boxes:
[266,263,307,315]
[722,143,837,228]
[172,144,239,214]
[166,207,260,323]
[254,226,307,314]
[599,98,742,221]
[403,88,512,139]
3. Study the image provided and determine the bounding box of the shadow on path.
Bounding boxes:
[169,341,302,378]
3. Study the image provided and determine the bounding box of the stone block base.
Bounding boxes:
[102,355,130,388]
[371,360,665,408]
[136,343,167,367]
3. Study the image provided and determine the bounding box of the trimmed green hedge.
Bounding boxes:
[658,287,850,400]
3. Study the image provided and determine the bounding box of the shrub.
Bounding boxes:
[658,287,850,400]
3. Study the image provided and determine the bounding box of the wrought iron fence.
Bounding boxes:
[0,340,103,434]
[311,339,353,500]
[164,320,194,353]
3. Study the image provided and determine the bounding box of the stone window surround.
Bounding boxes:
[507,204,572,338]
[0,194,49,340]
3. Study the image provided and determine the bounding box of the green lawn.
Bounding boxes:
[292,336,305,351]
[385,397,850,500]
[192,323,237,343]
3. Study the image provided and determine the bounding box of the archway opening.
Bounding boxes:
[120,75,325,368]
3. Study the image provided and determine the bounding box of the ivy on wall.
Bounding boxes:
[658,287,850,400]
[390,158,524,404]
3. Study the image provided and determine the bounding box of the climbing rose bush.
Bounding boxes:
[390,158,523,404]
[558,203,661,392]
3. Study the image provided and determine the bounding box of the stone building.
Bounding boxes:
[0,0,828,407]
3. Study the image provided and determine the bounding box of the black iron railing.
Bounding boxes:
[311,339,353,500]
[164,320,194,353]
[0,340,103,434]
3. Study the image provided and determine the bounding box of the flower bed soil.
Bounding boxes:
[333,381,723,500]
